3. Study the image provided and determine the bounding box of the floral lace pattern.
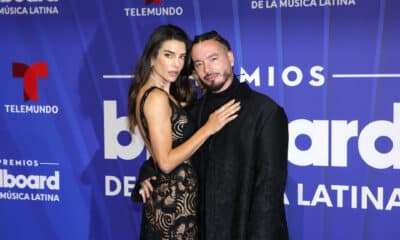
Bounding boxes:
[139,87,198,240]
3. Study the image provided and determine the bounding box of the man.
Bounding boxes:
[134,30,289,239]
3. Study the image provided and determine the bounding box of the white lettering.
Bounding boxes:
[0,169,59,190]
[124,7,183,17]
[386,189,400,210]
[282,66,303,87]
[240,65,326,87]
[297,183,310,206]
[361,186,383,210]
[309,65,325,86]
[251,0,264,9]
[240,67,260,86]
[105,175,136,197]
[4,104,59,114]
[295,183,399,210]
[104,101,146,160]
[359,104,400,169]
[289,103,400,169]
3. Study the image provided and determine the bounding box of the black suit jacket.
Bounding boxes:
[192,81,289,240]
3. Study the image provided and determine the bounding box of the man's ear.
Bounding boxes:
[228,51,234,67]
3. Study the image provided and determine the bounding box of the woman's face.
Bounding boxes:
[151,39,187,84]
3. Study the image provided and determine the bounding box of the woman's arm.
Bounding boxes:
[144,89,240,174]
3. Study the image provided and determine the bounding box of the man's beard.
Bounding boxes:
[203,70,233,93]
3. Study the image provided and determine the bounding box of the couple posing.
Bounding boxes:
[128,24,289,240]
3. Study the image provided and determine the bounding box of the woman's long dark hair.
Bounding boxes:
[128,24,196,132]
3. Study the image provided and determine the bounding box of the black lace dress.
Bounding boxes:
[139,87,198,240]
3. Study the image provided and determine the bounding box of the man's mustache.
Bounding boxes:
[204,72,218,80]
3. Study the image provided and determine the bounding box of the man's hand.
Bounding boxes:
[139,176,156,203]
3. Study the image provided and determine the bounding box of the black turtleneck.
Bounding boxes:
[199,76,240,125]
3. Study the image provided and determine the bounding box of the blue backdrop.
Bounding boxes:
[1,0,399,239]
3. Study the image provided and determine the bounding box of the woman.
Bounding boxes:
[128,24,240,239]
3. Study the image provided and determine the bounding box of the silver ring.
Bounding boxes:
[139,188,144,195]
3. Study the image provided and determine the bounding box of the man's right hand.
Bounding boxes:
[139,176,156,203]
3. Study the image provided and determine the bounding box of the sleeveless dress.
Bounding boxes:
[139,87,198,240]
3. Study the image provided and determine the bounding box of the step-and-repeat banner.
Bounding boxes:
[1,0,399,239]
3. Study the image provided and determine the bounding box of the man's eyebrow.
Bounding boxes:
[207,53,218,58]
[193,53,218,62]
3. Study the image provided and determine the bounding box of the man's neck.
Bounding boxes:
[210,76,235,94]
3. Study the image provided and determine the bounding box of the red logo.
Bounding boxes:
[12,62,48,102]
[146,0,161,5]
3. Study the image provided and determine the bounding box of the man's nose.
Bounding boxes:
[204,61,211,73]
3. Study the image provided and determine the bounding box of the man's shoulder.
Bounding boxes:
[239,83,281,111]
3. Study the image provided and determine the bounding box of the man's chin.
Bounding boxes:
[205,83,225,93]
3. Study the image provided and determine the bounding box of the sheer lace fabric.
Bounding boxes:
[139,87,198,240]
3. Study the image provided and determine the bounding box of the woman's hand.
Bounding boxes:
[204,99,241,135]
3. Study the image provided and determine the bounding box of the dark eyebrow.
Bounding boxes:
[162,49,175,54]
[207,53,218,59]
[162,49,186,56]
